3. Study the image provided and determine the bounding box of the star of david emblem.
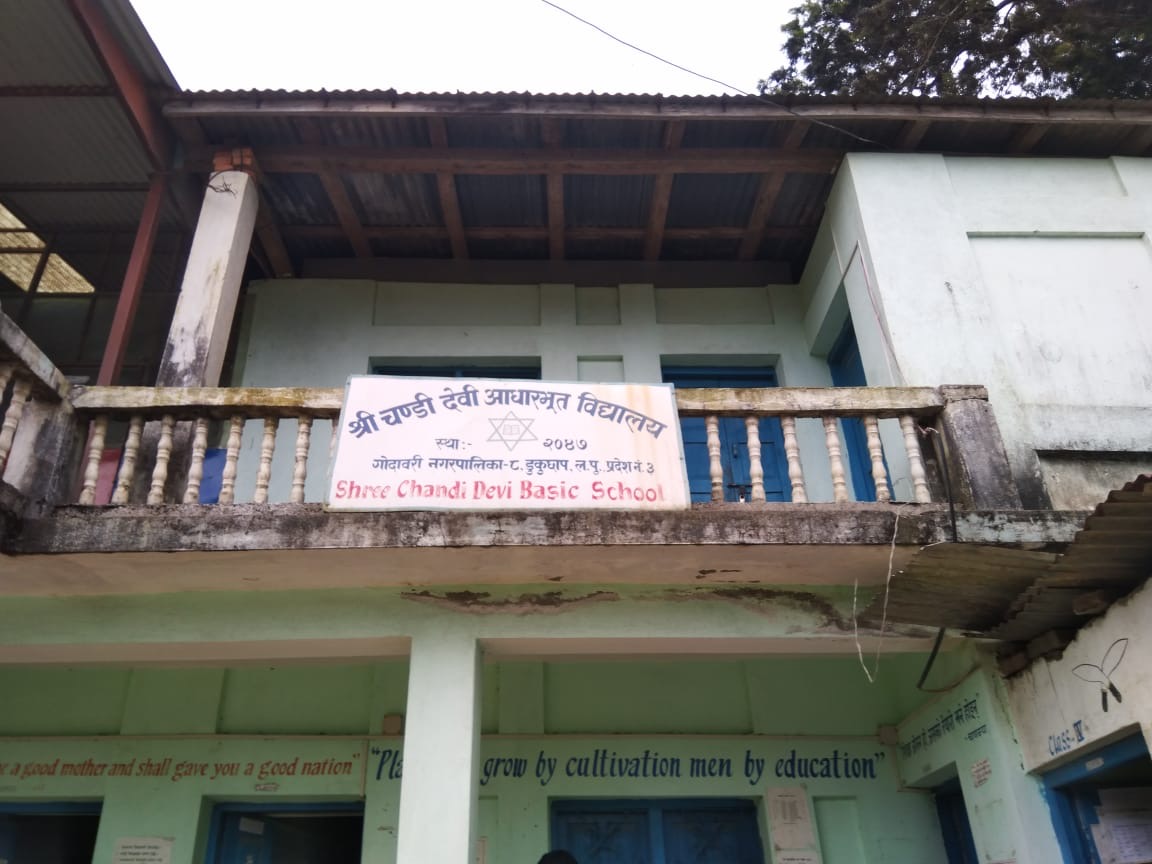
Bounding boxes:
[487,411,537,451]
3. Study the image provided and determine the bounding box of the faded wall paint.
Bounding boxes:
[896,663,1063,864]
[1003,578,1152,774]
[0,653,963,864]
[804,155,1152,507]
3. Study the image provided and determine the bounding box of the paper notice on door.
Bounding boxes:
[777,852,822,864]
[112,837,173,864]
[766,787,817,850]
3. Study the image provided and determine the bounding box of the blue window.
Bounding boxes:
[663,366,790,502]
[552,799,765,864]
[206,802,364,864]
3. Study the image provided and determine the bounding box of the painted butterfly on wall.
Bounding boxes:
[1072,638,1128,712]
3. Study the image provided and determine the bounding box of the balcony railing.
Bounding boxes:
[0,311,1022,516]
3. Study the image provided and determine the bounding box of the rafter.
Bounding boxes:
[297,119,372,259]
[1008,123,1050,154]
[542,120,565,260]
[897,119,933,150]
[427,118,469,260]
[254,195,294,278]
[643,121,686,261]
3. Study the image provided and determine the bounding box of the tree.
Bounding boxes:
[762,0,1152,99]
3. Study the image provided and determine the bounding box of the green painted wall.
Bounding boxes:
[0,654,969,863]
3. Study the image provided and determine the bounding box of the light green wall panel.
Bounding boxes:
[0,668,130,735]
[544,661,753,734]
[217,666,375,734]
[814,797,867,864]
[120,669,224,735]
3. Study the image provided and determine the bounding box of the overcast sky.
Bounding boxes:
[129,0,796,96]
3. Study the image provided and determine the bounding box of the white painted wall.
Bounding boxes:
[802,155,1152,508]
[231,280,850,503]
[1004,578,1152,774]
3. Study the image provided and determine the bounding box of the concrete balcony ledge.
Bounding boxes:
[0,502,1089,598]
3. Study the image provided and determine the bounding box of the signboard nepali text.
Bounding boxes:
[327,377,690,511]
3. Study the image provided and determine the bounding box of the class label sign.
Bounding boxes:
[326,377,690,511]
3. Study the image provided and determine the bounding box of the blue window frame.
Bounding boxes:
[551,798,765,864]
[0,801,101,864]
[1042,733,1152,864]
[205,802,364,864]
[663,366,790,503]
[827,322,891,502]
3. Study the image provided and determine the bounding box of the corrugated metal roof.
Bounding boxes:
[566,175,652,228]
[0,98,152,184]
[0,0,107,86]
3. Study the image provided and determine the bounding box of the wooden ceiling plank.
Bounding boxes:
[643,121,686,261]
[427,118,469,260]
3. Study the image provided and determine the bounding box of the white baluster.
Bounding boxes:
[218,414,244,505]
[111,415,144,505]
[254,416,279,504]
[78,415,109,505]
[705,415,723,502]
[780,415,807,503]
[0,364,14,399]
[864,415,892,503]
[146,414,175,505]
[900,414,932,503]
[823,416,849,503]
[183,417,210,504]
[744,416,765,502]
[0,375,32,476]
[292,415,313,503]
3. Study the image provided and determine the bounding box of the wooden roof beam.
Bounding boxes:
[897,119,933,150]
[163,97,1152,126]
[297,120,372,259]
[1008,123,1050,153]
[255,195,294,278]
[542,120,565,260]
[246,147,842,176]
[643,121,686,261]
[738,120,810,260]
[427,119,469,260]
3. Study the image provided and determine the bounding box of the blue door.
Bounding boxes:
[552,799,764,864]
[662,367,790,502]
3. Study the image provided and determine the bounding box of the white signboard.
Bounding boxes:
[327,377,689,511]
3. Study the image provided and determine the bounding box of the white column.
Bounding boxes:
[396,633,481,864]
[157,151,259,387]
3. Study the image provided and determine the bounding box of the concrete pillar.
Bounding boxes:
[396,633,481,864]
[157,149,259,387]
[936,385,1024,509]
